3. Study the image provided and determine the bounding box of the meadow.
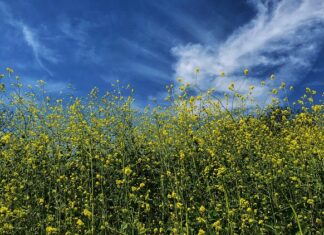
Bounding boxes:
[0,68,323,234]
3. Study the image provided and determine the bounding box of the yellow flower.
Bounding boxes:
[316,218,322,224]
[195,67,200,73]
[176,202,183,209]
[83,208,92,218]
[116,179,125,186]
[0,206,9,214]
[6,67,14,73]
[220,71,225,77]
[46,226,58,234]
[1,133,11,144]
[312,105,322,112]
[306,199,314,205]
[179,150,185,160]
[199,205,206,213]
[38,198,45,205]
[123,166,132,176]
[198,229,205,235]
[228,83,235,91]
[76,219,84,227]
[243,68,249,76]
[272,89,278,95]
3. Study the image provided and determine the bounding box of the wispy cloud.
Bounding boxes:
[21,26,58,76]
[172,0,324,105]
[58,15,103,64]
[120,38,170,66]
[100,60,172,85]
[0,1,58,76]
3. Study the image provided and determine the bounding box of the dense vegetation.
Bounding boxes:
[0,68,323,234]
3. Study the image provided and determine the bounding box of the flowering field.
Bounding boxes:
[0,68,323,234]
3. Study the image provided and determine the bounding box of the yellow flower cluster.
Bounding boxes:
[0,68,323,234]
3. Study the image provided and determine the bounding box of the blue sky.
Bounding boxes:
[0,0,323,108]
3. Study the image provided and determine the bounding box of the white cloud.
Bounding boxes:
[172,0,324,106]
[0,1,58,76]
[21,26,58,76]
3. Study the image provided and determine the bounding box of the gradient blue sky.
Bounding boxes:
[0,0,323,107]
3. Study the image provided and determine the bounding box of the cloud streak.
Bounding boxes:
[172,0,324,105]
[0,1,58,76]
[21,26,58,76]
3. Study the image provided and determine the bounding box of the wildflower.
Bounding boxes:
[279,82,286,89]
[220,71,225,77]
[228,83,235,91]
[46,226,58,234]
[38,198,45,205]
[0,74,4,78]
[306,199,314,205]
[212,220,222,231]
[3,223,13,231]
[176,202,183,209]
[76,219,84,227]
[290,176,298,182]
[198,229,206,235]
[83,208,92,218]
[312,105,322,112]
[272,89,278,95]
[115,179,125,186]
[0,83,4,91]
[195,67,200,73]
[1,133,11,144]
[6,67,13,73]
[0,206,9,214]
[270,74,276,80]
[199,205,206,213]
[306,87,311,93]
[196,217,206,223]
[243,68,249,76]
[123,166,132,176]
[179,150,185,160]
[316,218,322,224]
